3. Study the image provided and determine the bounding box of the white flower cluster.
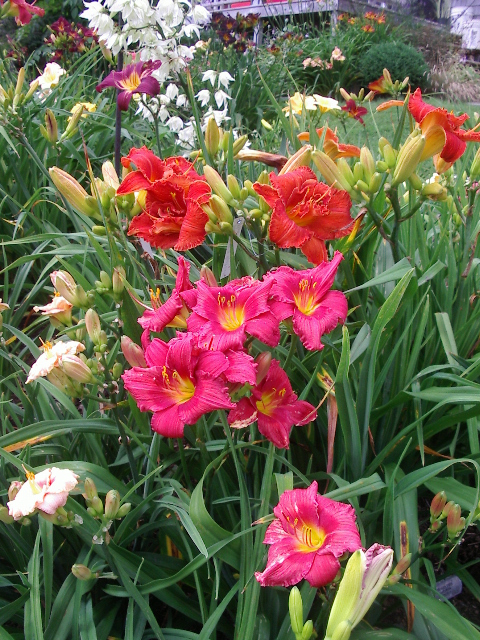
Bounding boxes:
[81,0,210,82]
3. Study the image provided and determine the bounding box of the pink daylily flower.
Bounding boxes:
[268,251,347,351]
[228,359,316,448]
[255,480,361,587]
[187,278,280,351]
[7,468,79,520]
[1,0,45,25]
[139,256,193,336]
[122,333,235,438]
[96,61,161,111]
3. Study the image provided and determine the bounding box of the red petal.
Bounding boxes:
[151,405,184,437]
[300,237,328,265]
[304,553,340,587]
[228,397,257,429]
[255,538,316,587]
[268,204,310,248]
[117,171,152,194]
[440,130,467,164]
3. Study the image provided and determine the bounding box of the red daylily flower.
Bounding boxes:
[96,61,161,111]
[255,481,361,587]
[117,147,212,251]
[408,88,480,173]
[228,359,316,448]
[341,99,368,124]
[268,251,347,351]
[298,126,361,159]
[368,76,389,94]
[122,333,234,438]
[1,0,44,25]
[187,277,280,351]
[253,167,353,265]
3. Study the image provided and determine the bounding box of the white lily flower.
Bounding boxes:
[196,89,211,107]
[218,71,234,89]
[202,70,217,86]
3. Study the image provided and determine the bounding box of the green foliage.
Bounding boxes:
[358,41,429,89]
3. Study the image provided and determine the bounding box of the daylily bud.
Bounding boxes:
[24,79,39,102]
[8,481,23,502]
[243,179,256,197]
[235,149,287,170]
[382,144,397,169]
[387,553,412,584]
[279,145,312,175]
[0,506,13,524]
[392,131,426,186]
[121,336,147,368]
[47,369,79,396]
[232,134,248,155]
[116,502,132,518]
[355,180,370,194]
[218,221,233,235]
[84,477,98,501]
[227,175,241,200]
[61,104,84,141]
[255,352,272,385]
[261,118,273,130]
[312,150,353,193]
[209,194,233,224]
[378,137,390,153]
[49,168,101,219]
[92,225,107,236]
[360,147,375,183]
[104,490,121,519]
[369,172,382,193]
[200,265,217,287]
[85,309,101,345]
[337,158,355,187]
[14,67,25,100]
[62,355,94,384]
[112,266,125,300]
[220,130,230,152]
[325,545,394,640]
[90,495,103,515]
[100,271,112,289]
[471,147,480,179]
[43,109,58,144]
[205,221,220,234]
[430,491,447,520]
[441,500,455,520]
[72,564,95,580]
[408,173,423,190]
[102,161,119,190]
[205,117,220,157]
[353,162,364,183]
[301,620,313,640]
[421,182,448,201]
[446,503,465,540]
[239,187,248,200]
[376,161,389,173]
[112,362,123,379]
[203,166,233,204]
[289,587,303,635]
[340,88,350,102]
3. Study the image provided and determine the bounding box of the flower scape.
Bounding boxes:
[3,5,480,639]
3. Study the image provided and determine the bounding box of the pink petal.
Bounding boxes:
[289,400,317,425]
[304,553,340,587]
[151,405,184,437]
[316,496,361,556]
[139,292,183,333]
[257,412,292,448]
[196,350,229,378]
[144,338,168,367]
[165,334,195,378]
[122,366,176,412]
[228,398,257,429]
[255,537,316,587]
[245,311,280,347]
[179,378,234,424]
[292,313,327,351]
[224,349,257,385]
[117,90,133,111]
[274,482,320,532]
[40,492,69,515]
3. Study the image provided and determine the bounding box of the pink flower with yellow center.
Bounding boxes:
[138,256,193,337]
[122,333,234,438]
[187,277,280,351]
[1,0,44,25]
[96,61,161,111]
[255,480,361,587]
[268,251,347,351]
[228,359,316,448]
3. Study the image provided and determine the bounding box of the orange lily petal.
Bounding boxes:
[376,99,404,112]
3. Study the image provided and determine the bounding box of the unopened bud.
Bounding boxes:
[218,221,233,235]
[232,134,248,155]
[441,500,455,520]
[8,480,23,501]
[24,79,39,102]
[337,158,355,187]
[227,175,241,200]
[99,271,112,289]
[104,490,121,519]
[471,147,480,179]
[112,362,123,379]
[392,132,425,186]
[408,173,423,190]
[0,506,13,524]
[360,147,375,183]
[44,109,58,143]
[279,145,312,175]
[112,266,125,300]
[90,495,103,515]
[61,104,84,140]
[421,182,447,201]
[312,150,351,192]
[331,620,352,640]
[430,491,447,520]
[209,194,233,224]
[85,309,101,344]
[116,502,132,518]
[49,168,101,219]
[289,586,303,635]
[84,477,98,501]
[72,564,96,581]
[255,352,272,385]
[200,265,217,287]
[340,88,350,102]
[446,503,465,540]
[376,160,389,172]
[301,620,314,640]
[387,553,412,584]
[382,144,397,169]
[368,172,382,193]
[203,166,233,204]
[121,336,147,368]
[62,355,94,384]
[353,162,364,183]
[14,67,25,99]
[205,117,220,157]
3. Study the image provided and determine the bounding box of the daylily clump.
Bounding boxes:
[255,481,362,587]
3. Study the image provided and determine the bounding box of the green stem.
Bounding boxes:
[284,334,298,371]
[388,187,403,262]
[112,408,140,488]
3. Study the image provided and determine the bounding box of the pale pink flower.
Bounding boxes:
[34,295,72,325]
[7,467,79,520]
[26,340,85,383]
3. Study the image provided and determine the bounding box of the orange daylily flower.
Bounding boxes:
[298,126,361,160]
[409,88,480,173]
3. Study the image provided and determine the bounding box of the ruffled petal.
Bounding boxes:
[255,537,316,587]
[304,553,340,587]
[228,397,257,429]
[179,378,234,424]
[151,405,184,437]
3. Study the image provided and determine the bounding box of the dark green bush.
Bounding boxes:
[358,41,429,89]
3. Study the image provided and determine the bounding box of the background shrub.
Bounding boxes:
[358,41,429,88]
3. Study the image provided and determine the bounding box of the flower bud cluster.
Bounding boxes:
[429,491,466,540]
[0,67,38,116]
[83,478,131,542]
